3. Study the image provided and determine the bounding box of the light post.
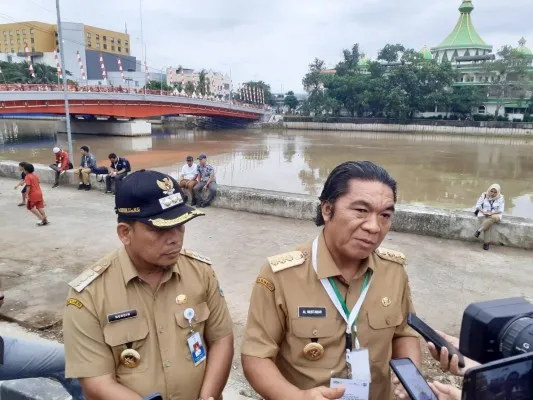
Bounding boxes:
[55,0,73,158]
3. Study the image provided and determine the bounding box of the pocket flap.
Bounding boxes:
[367,309,404,330]
[291,318,338,338]
[175,302,211,328]
[103,317,149,347]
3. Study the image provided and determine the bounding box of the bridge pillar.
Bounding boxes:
[57,120,152,137]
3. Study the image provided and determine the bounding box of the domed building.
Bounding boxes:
[428,0,533,119]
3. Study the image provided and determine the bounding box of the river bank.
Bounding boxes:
[283,120,533,137]
[1,160,532,250]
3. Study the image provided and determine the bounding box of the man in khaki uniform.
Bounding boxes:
[241,161,421,400]
[63,170,234,400]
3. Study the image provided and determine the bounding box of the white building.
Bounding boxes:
[166,66,231,98]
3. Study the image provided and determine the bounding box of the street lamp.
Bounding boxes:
[55,0,73,158]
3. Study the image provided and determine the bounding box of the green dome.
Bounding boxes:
[358,56,370,67]
[420,46,433,60]
[432,0,492,51]
[517,37,533,56]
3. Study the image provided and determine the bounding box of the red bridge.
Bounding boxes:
[0,84,267,121]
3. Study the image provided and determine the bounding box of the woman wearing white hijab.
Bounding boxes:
[474,184,504,250]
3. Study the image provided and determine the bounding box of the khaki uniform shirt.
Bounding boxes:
[63,247,233,400]
[241,232,418,400]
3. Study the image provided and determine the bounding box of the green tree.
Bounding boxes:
[184,81,195,96]
[377,44,406,63]
[239,81,274,105]
[197,70,211,96]
[449,86,487,117]
[144,79,172,92]
[335,44,362,76]
[483,46,533,116]
[283,91,299,113]
[302,58,326,115]
[0,61,63,84]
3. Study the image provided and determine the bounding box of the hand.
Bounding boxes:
[427,330,479,376]
[428,381,461,400]
[13,185,17,190]
[392,373,411,399]
[202,185,208,192]
[298,386,345,400]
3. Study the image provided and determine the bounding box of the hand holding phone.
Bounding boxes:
[407,313,465,369]
[390,358,437,400]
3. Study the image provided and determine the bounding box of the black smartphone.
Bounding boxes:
[390,358,437,400]
[407,313,465,368]
[462,352,533,400]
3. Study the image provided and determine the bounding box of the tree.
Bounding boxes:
[483,46,533,116]
[197,70,211,96]
[377,44,406,63]
[144,79,172,92]
[302,58,327,115]
[283,91,299,113]
[237,81,274,105]
[449,86,487,117]
[0,61,62,84]
[335,44,362,76]
[184,81,195,96]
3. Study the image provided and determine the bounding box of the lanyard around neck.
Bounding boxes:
[312,237,372,340]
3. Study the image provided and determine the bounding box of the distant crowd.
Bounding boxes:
[14,145,218,225]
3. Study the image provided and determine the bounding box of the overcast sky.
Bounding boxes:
[1,0,532,93]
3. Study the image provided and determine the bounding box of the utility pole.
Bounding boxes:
[139,0,146,96]
[55,0,73,158]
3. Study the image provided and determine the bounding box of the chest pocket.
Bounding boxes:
[289,318,341,369]
[103,317,149,374]
[365,307,403,362]
[175,302,211,360]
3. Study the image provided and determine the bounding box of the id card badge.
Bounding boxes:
[329,349,371,400]
[187,331,206,366]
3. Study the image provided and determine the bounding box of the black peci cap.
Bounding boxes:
[115,170,204,229]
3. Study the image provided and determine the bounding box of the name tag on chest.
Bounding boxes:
[107,309,137,323]
[298,307,327,318]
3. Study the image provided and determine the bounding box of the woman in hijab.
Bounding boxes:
[474,184,505,250]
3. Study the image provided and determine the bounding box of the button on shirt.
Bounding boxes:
[241,232,419,400]
[63,247,233,399]
[197,164,215,182]
[181,164,198,180]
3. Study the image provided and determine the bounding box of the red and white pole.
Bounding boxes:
[117,58,125,84]
[54,49,63,80]
[77,50,86,80]
[25,45,35,78]
[99,53,107,83]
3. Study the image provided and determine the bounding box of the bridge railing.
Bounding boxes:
[0,84,268,111]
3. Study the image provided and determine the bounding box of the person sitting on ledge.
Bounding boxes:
[105,153,131,195]
[76,145,97,191]
[50,146,72,188]
[474,183,505,251]
[194,153,217,208]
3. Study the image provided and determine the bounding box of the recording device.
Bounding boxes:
[407,313,466,368]
[389,358,437,400]
[462,352,533,400]
[459,297,533,364]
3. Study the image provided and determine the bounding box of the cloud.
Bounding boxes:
[1,0,532,93]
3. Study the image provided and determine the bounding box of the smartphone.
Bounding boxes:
[390,358,437,400]
[407,313,465,368]
[462,352,533,400]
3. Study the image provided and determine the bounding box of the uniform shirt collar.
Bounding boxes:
[119,246,180,285]
[316,230,376,281]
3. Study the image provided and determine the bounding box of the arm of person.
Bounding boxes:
[475,193,485,212]
[116,160,131,175]
[206,168,215,187]
[24,175,31,197]
[428,381,462,400]
[493,197,504,215]
[79,374,143,400]
[14,179,23,189]
[199,266,234,400]
[63,289,141,400]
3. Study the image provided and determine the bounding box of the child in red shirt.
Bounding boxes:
[22,162,49,226]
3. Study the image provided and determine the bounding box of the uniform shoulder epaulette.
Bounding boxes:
[180,249,212,265]
[268,251,305,273]
[68,258,112,293]
[375,247,406,266]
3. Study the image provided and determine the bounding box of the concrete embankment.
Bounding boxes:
[1,160,532,250]
[284,121,533,137]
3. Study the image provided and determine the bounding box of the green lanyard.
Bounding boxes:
[328,271,370,350]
